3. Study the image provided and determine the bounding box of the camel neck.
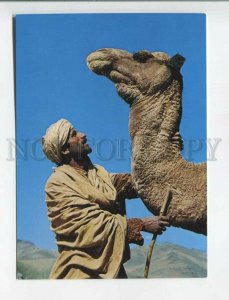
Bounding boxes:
[129,79,183,161]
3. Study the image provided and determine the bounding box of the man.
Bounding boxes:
[42,118,170,279]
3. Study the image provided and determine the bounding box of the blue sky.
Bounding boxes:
[16,13,206,251]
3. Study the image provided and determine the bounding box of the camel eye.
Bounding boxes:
[133,50,154,63]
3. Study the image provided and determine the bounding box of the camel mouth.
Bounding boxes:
[87,48,132,76]
[87,49,114,76]
[109,70,131,84]
[87,57,131,85]
[87,57,112,76]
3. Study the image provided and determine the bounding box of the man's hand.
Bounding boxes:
[141,216,170,235]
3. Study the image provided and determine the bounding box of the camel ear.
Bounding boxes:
[169,54,185,70]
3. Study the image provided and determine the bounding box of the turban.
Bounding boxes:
[42,119,73,165]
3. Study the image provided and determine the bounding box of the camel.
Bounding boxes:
[87,48,207,235]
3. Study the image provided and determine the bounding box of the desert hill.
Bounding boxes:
[16,239,207,279]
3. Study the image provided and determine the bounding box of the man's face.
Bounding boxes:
[66,128,92,160]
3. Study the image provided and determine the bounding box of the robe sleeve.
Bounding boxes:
[127,218,144,246]
[110,173,144,246]
[110,173,139,200]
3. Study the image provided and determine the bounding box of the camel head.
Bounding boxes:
[87,48,185,105]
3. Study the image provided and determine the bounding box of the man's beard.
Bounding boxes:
[73,144,92,160]
[83,144,92,155]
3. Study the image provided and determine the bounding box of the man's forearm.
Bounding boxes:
[111,173,139,200]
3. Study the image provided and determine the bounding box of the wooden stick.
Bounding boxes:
[144,187,171,278]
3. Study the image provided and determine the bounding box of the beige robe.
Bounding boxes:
[45,164,128,279]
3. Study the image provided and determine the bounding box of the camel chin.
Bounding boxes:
[115,83,140,104]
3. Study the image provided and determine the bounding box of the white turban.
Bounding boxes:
[42,119,73,165]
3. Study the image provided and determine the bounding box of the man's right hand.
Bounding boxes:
[141,216,170,235]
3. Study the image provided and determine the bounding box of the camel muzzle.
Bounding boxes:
[87,48,132,76]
